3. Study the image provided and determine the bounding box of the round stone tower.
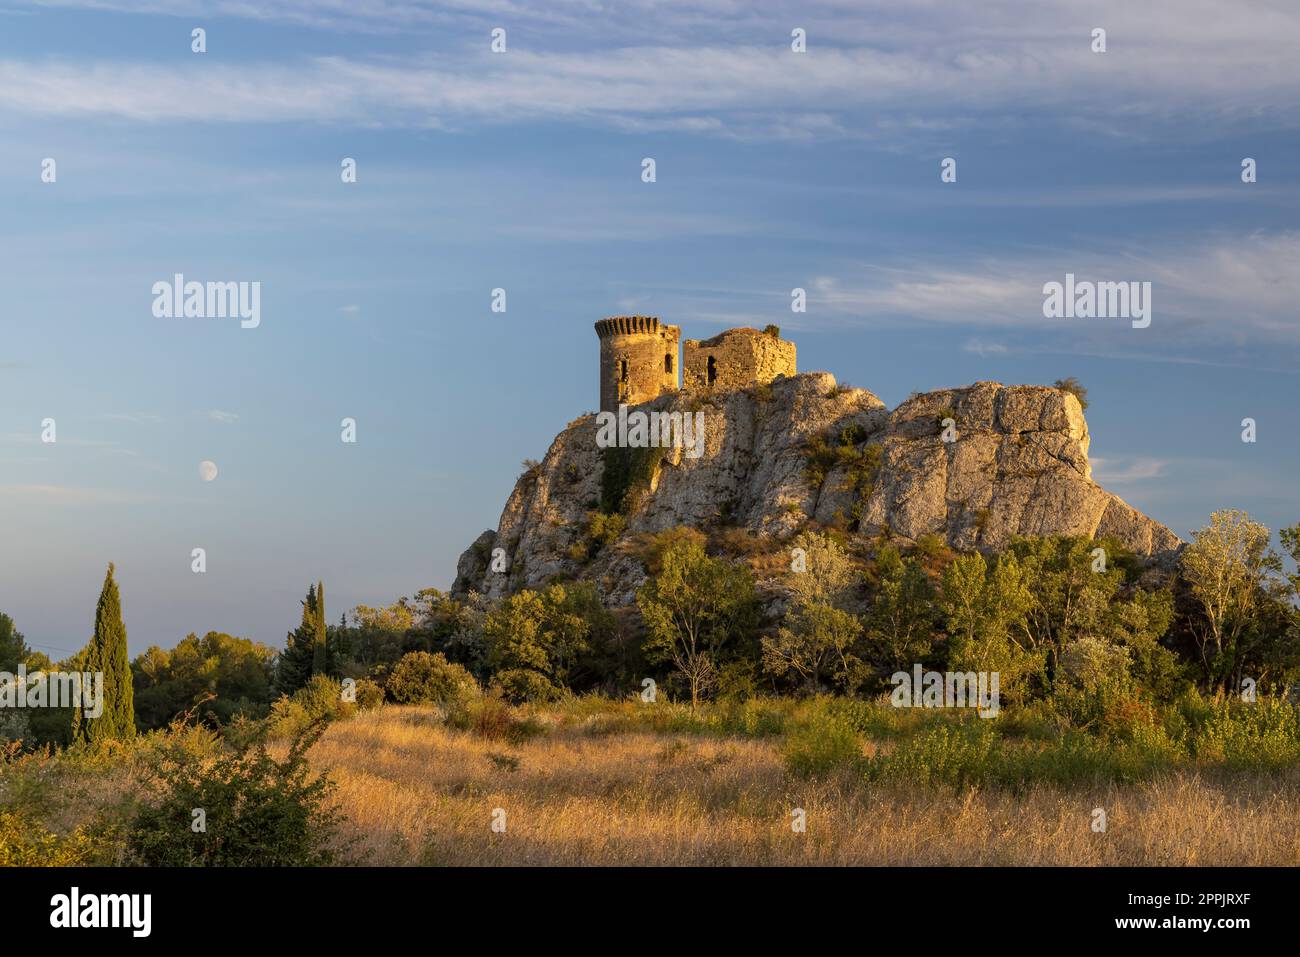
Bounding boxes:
[594,316,680,414]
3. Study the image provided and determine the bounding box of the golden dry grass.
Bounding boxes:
[311,706,1300,866]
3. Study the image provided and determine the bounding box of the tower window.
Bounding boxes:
[665,354,673,374]
[706,355,717,387]
[620,359,628,382]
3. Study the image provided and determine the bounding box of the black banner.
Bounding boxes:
[4,866,1276,943]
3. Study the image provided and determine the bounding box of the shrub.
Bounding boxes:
[864,716,1183,791]
[997,699,1068,741]
[352,677,385,711]
[494,668,560,703]
[638,526,709,577]
[1053,377,1089,410]
[569,511,627,562]
[126,721,342,866]
[386,652,480,708]
[781,700,864,778]
[446,693,545,744]
[600,444,667,515]
[266,675,355,738]
[1196,698,1300,770]
[590,511,625,548]
[710,697,791,737]
[911,533,948,562]
[0,809,119,866]
[297,674,352,719]
[865,720,1000,789]
[803,429,881,529]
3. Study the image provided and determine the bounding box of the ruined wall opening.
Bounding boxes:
[664,354,673,374]
[707,355,717,387]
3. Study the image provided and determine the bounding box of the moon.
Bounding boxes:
[199,460,218,482]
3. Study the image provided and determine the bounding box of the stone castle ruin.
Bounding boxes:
[595,316,796,414]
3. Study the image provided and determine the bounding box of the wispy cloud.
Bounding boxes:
[4,1,1299,137]
[799,232,1300,346]
[1091,456,1167,483]
[208,409,239,423]
[0,483,155,506]
[95,412,165,424]
[0,431,122,448]
[962,338,1009,357]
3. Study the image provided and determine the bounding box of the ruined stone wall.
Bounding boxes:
[595,316,680,413]
[682,327,796,394]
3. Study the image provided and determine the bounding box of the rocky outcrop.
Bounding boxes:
[453,373,1180,604]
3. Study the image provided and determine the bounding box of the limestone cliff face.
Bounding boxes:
[452,373,1180,604]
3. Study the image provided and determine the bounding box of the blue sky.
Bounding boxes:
[1,0,1297,659]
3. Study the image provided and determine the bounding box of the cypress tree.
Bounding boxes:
[275,583,324,696]
[311,580,328,676]
[76,563,135,743]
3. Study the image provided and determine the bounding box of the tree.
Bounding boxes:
[483,582,614,699]
[763,531,865,692]
[75,563,135,743]
[1181,509,1280,693]
[1006,535,1128,679]
[0,612,32,672]
[311,581,328,677]
[937,552,1040,704]
[275,583,327,696]
[1053,377,1089,410]
[1280,523,1300,599]
[131,632,276,730]
[764,602,863,693]
[864,543,937,674]
[637,537,757,710]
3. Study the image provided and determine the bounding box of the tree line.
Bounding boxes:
[1,508,1297,747]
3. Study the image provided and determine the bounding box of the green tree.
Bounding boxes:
[864,542,937,675]
[763,531,865,692]
[637,537,758,710]
[75,563,135,743]
[275,583,326,696]
[483,582,614,699]
[311,581,328,677]
[1181,509,1281,693]
[1053,377,1089,410]
[1280,523,1300,599]
[0,612,32,672]
[764,602,863,693]
[131,631,276,730]
[938,551,1040,704]
[1005,535,1129,679]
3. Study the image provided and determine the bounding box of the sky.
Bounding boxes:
[1,0,1297,660]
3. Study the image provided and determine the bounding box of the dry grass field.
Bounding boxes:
[311,705,1300,866]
